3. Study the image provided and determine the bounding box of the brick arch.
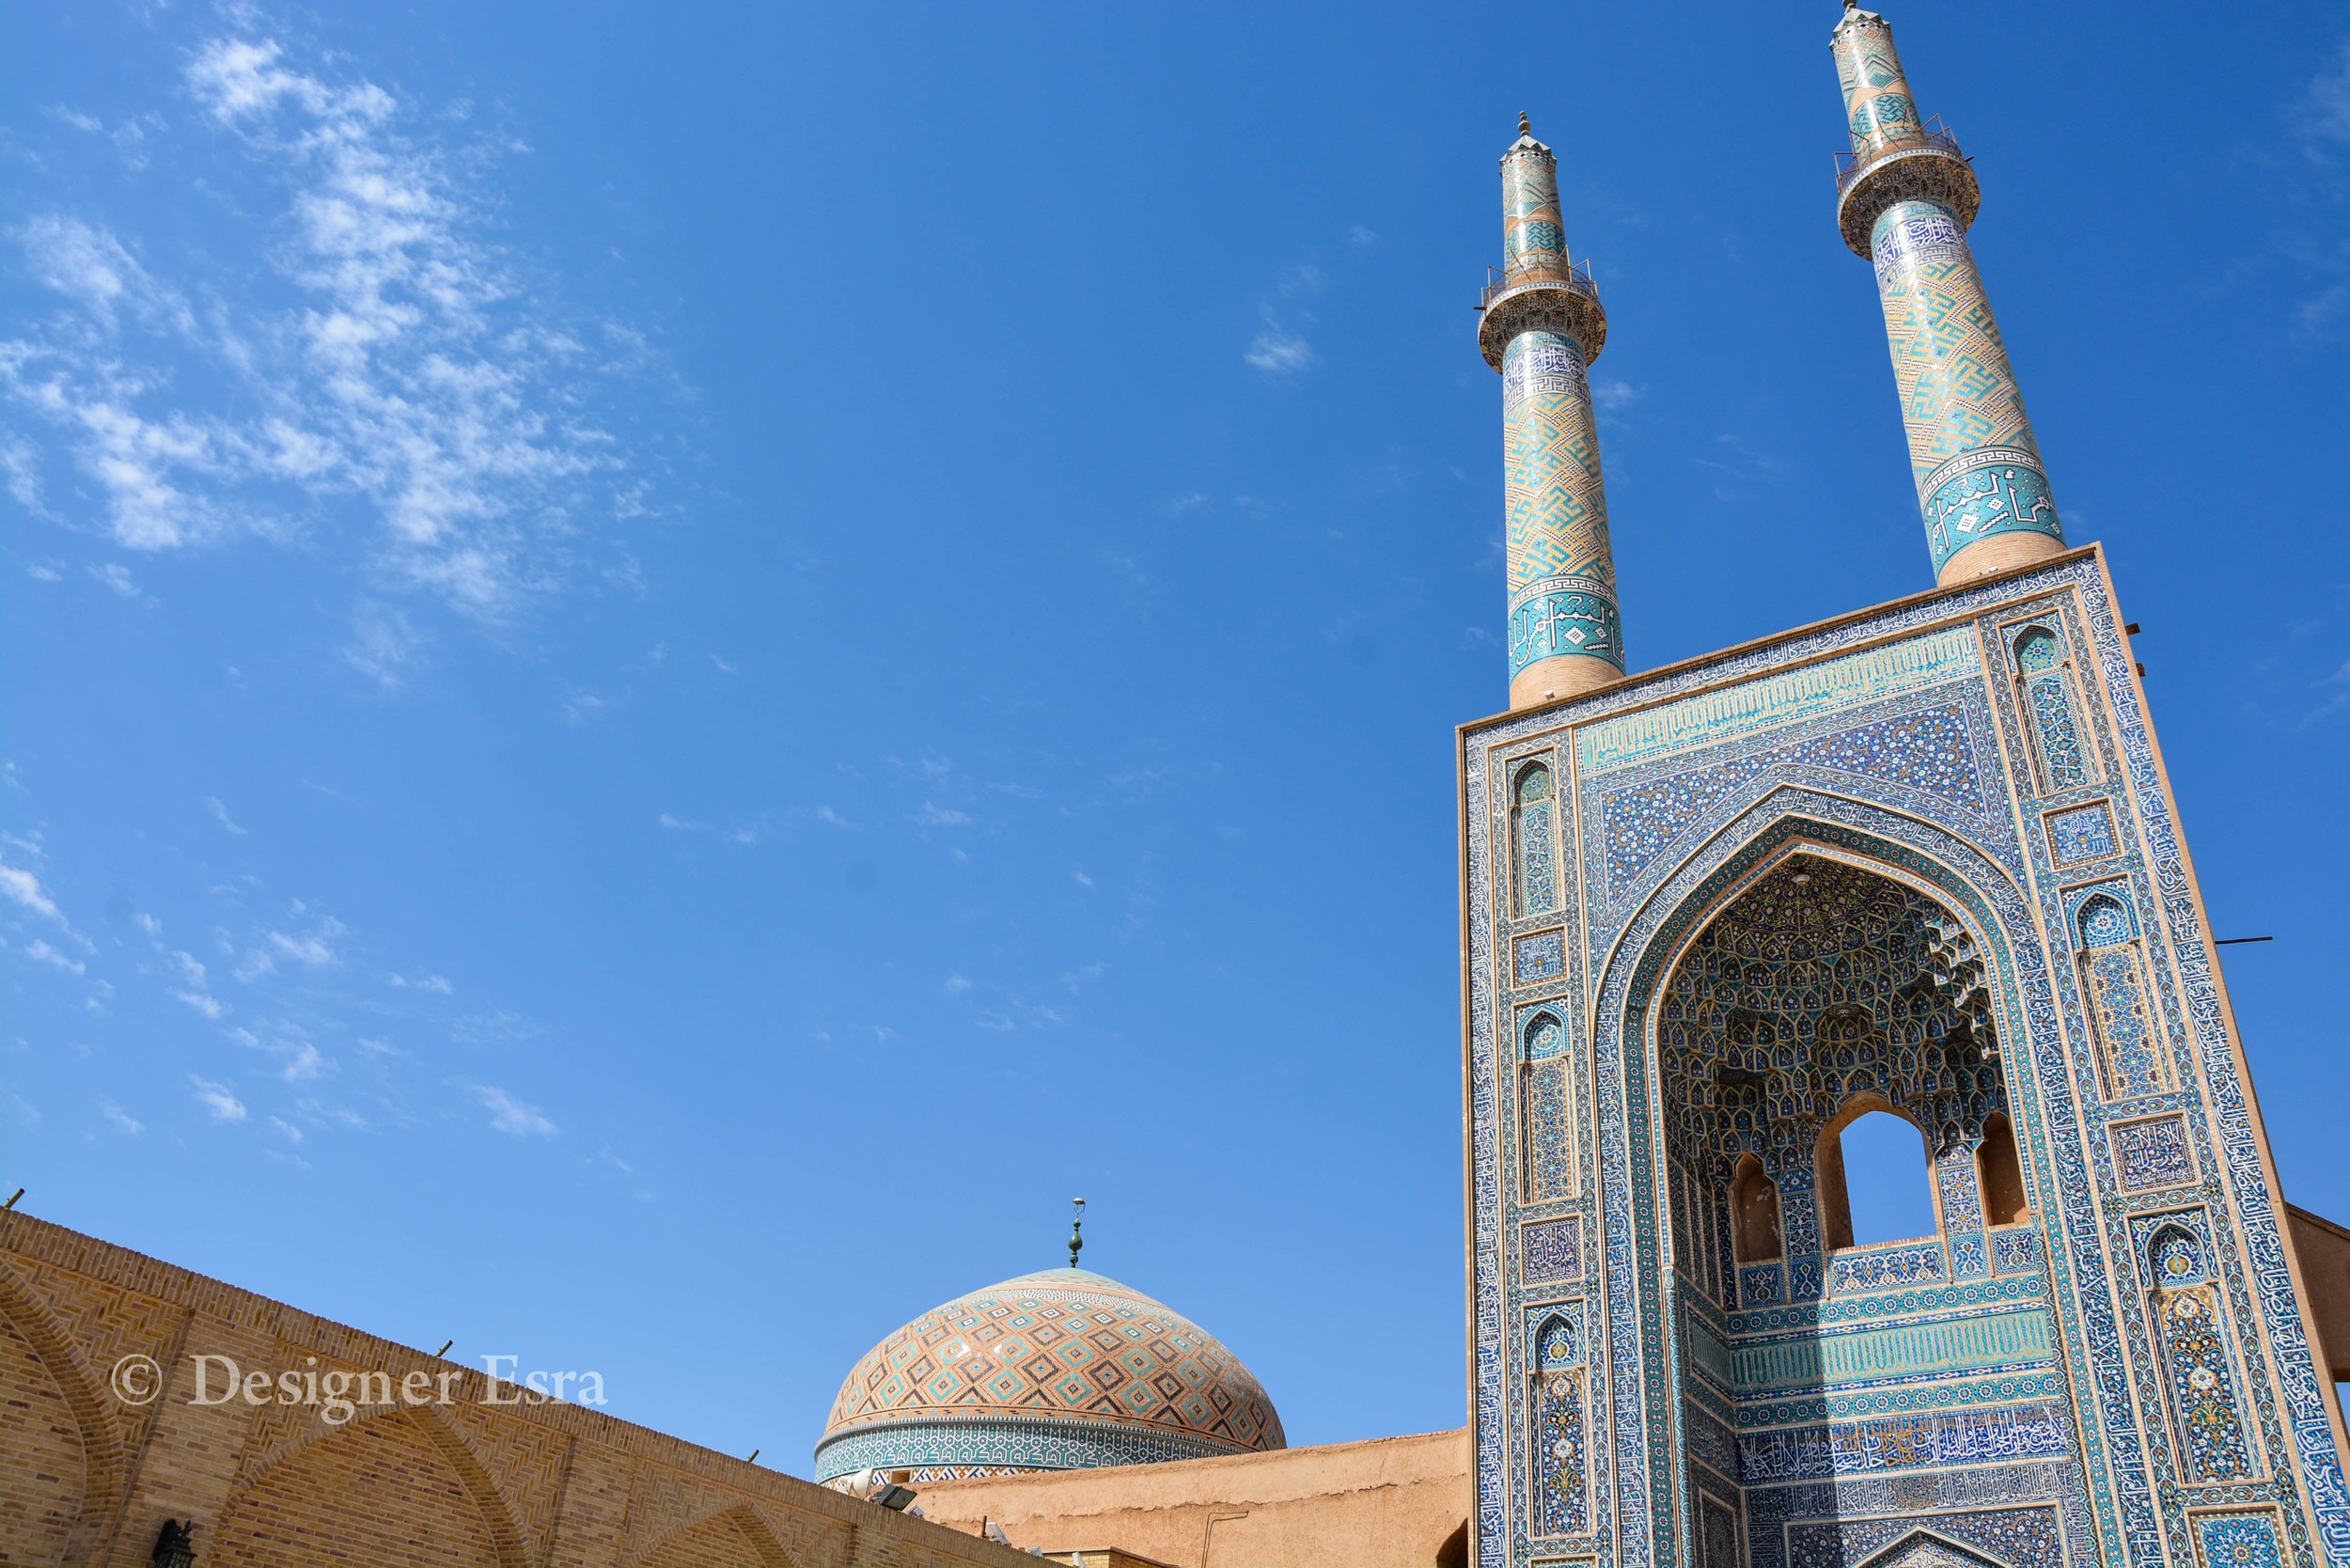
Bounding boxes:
[636,1503,799,1568]
[212,1403,529,1568]
[0,1253,128,1561]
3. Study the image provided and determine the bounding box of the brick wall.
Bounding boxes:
[0,1211,1044,1568]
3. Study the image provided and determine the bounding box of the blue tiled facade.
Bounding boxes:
[1461,552,2349,1568]
[1457,12,2342,1567]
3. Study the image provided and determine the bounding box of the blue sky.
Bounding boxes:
[6,1,2347,1468]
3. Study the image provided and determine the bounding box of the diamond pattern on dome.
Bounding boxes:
[820,1267,1285,1473]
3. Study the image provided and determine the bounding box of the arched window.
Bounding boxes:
[2014,627,2089,791]
[2076,890,2168,1098]
[1731,1154,1782,1262]
[1817,1105,1936,1249]
[1529,1314,1588,1536]
[1978,1113,2029,1226]
[1520,1011,1570,1201]
[1513,762,1558,917]
[2143,1222,2257,1482]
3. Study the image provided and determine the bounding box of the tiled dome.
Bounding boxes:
[814,1267,1284,1484]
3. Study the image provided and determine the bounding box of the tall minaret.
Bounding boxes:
[1480,115,1623,711]
[1832,1,2066,584]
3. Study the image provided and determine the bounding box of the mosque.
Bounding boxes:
[3,6,2347,1567]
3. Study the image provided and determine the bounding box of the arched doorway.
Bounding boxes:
[1648,850,2078,1568]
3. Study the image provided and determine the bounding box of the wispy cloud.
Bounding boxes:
[22,939,86,975]
[205,795,249,836]
[4,32,670,626]
[2295,39,2350,152]
[1592,379,1643,412]
[1246,303,1314,376]
[0,858,62,921]
[472,1082,556,1136]
[101,1099,144,1135]
[192,1075,248,1121]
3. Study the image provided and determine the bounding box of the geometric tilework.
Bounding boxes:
[1503,316,1622,680]
[2192,1511,2286,1568]
[1462,541,2350,1568]
[1790,1510,2064,1568]
[1827,1241,1946,1295]
[1518,762,1560,916]
[2073,888,2170,1100]
[1603,706,1983,896]
[2016,630,2090,791]
[1870,192,2061,573]
[815,1268,1281,1482]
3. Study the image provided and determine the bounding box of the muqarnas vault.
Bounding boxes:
[1458,8,2350,1568]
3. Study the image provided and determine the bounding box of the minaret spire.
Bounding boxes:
[1066,1198,1085,1270]
[1831,4,2066,583]
[1480,117,1623,711]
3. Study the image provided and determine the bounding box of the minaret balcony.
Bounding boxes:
[1477,259,1606,369]
[1833,119,1981,258]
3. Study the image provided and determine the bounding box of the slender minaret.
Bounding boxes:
[1832,1,2066,584]
[1480,115,1623,711]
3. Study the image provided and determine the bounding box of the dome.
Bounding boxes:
[814,1267,1285,1483]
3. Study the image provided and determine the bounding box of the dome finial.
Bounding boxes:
[1067,1198,1086,1269]
[1518,110,1531,138]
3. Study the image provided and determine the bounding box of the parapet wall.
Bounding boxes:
[0,1210,1043,1568]
[912,1427,1471,1568]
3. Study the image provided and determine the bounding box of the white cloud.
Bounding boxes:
[945,974,971,992]
[0,859,61,921]
[267,1115,304,1143]
[100,1099,143,1135]
[176,991,225,1018]
[2298,39,2350,149]
[917,802,973,826]
[5,34,665,623]
[21,939,84,975]
[387,971,452,994]
[1072,870,1094,887]
[472,1083,556,1136]
[90,562,140,597]
[1246,304,1313,375]
[1347,224,1378,248]
[205,795,249,836]
[1592,379,1643,412]
[265,917,343,966]
[192,1075,248,1121]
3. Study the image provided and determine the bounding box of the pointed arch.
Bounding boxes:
[1580,786,2073,1568]
[638,1503,799,1568]
[0,1254,128,1562]
[216,1402,530,1568]
[1729,1153,1781,1263]
[2013,623,2091,791]
[1512,760,1559,917]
